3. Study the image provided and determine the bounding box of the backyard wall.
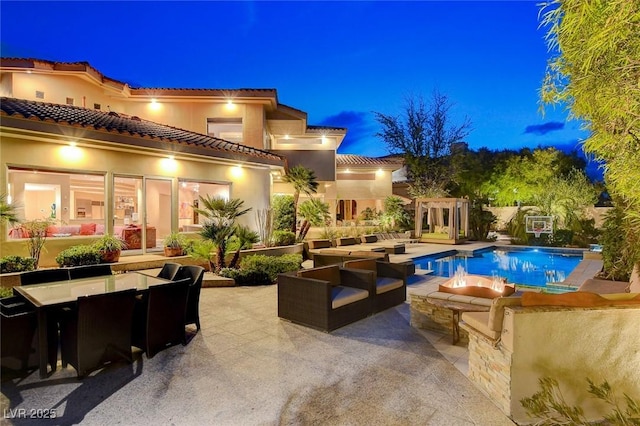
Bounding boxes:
[487,206,613,231]
[464,305,640,424]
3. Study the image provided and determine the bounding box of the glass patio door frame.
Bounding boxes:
[112,174,175,255]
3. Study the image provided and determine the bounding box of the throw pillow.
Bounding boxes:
[45,225,59,237]
[79,223,97,235]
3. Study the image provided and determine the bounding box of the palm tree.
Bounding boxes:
[297,199,331,241]
[228,225,260,269]
[282,165,319,234]
[195,195,251,273]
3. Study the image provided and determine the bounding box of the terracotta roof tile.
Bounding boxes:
[336,154,403,167]
[0,97,284,163]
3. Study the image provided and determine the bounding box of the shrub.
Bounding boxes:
[571,218,600,248]
[469,202,497,241]
[272,230,296,246]
[218,268,271,286]
[240,254,303,283]
[0,286,13,298]
[55,245,102,267]
[272,195,295,231]
[599,206,638,281]
[0,255,36,273]
[550,229,574,247]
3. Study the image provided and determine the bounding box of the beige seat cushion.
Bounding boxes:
[298,265,341,286]
[331,286,369,309]
[578,278,630,294]
[461,312,500,340]
[376,277,404,294]
[488,296,522,332]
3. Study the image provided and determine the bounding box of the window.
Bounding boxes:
[7,168,106,238]
[94,103,101,110]
[178,180,230,231]
[66,97,74,105]
[35,91,44,99]
[207,118,243,143]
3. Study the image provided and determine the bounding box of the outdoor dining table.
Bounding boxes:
[14,272,172,379]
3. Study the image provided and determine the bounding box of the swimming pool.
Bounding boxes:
[413,247,583,288]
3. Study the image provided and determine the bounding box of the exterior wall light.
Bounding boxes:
[161,156,177,173]
[150,98,161,111]
[231,165,244,178]
[60,142,83,161]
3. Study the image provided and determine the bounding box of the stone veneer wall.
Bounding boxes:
[409,294,470,344]
[463,323,513,414]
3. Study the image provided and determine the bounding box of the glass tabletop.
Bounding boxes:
[14,272,172,307]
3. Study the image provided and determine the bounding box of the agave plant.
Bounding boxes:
[0,194,20,225]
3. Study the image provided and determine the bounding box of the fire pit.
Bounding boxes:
[439,266,515,298]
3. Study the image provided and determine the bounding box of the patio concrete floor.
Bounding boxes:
[0,274,515,425]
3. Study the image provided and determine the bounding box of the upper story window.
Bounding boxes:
[207,118,243,143]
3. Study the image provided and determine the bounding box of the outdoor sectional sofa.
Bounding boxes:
[459,291,640,424]
[277,265,374,332]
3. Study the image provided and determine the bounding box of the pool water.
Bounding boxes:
[414,247,583,288]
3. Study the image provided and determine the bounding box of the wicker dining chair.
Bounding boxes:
[67,264,112,280]
[157,262,181,281]
[60,289,137,378]
[175,266,205,332]
[132,278,190,358]
[20,268,70,286]
[0,308,38,371]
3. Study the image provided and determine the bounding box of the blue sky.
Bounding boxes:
[0,1,589,158]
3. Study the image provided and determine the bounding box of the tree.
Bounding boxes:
[297,199,330,241]
[228,225,260,269]
[374,90,471,198]
[483,147,593,209]
[540,0,640,269]
[381,196,412,231]
[281,165,319,233]
[195,196,251,273]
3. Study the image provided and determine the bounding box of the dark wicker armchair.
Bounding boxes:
[132,278,190,358]
[60,289,137,378]
[343,258,407,313]
[67,264,112,280]
[277,264,375,332]
[175,266,205,332]
[157,262,182,281]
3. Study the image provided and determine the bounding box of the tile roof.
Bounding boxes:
[336,154,404,167]
[0,97,284,164]
[307,125,347,132]
[0,58,278,98]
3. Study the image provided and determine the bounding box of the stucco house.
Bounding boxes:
[0,58,401,263]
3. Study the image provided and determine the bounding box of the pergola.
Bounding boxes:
[414,198,469,244]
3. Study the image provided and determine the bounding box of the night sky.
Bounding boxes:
[0,1,589,158]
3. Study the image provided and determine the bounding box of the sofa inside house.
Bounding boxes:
[459,290,640,424]
[8,223,156,249]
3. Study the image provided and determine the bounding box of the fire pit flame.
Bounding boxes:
[440,265,515,298]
